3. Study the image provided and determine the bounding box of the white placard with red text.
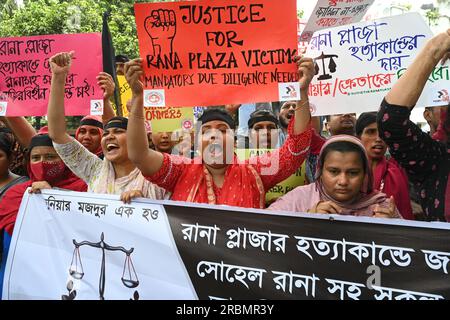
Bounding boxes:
[300,0,374,42]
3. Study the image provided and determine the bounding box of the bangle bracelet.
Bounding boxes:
[288,144,310,156]
[294,100,309,112]
[129,112,145,120]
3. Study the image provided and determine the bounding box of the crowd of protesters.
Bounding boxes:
[0,28,449,294]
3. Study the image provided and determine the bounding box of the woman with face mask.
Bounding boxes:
[0,133,87,297]
[0,132,87,234]
[269,135,401,218]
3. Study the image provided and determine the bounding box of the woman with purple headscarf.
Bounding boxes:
[269,135,401,218]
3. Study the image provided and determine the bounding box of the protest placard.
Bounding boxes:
[0,33,103,116]
[300,0,374,42]
[3,190,449,300]
[305,13,449,116]
[117,75,132,117]
[146,106,194,133]
[134,0,299,108]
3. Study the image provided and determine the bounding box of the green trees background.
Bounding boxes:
[0,0,177,58]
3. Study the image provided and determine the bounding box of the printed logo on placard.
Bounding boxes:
[144,90,165,107]
[435,89,450,103]
[0,102,7,116]
[90,100,104,116]
[278,82,300,101]
[182,119,193,131]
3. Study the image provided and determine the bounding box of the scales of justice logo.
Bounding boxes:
[314,52,339,80]
[62,232,140,300]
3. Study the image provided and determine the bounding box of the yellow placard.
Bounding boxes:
[145,106,194,133]
[118,75,132,118]
[236,148,307,205]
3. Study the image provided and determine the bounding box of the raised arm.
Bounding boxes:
[97,72,116,123]
[378,30,450,181]
[47,51,73,144]
[293,56,314,134]
[125,58,164,176]
[385,29,450,108]
[1,116,36,148]
[254,56,314,189]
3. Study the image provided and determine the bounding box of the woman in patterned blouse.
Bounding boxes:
[377,29,450,222]
[46,52,166,202]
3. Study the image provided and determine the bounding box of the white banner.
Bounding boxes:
[2,189,450,300]
[300,0,374,42]
[306,13,450,116]
[2,189,197,300]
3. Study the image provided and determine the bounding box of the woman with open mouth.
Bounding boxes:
[44,51,166,203]
[125,56,314,209]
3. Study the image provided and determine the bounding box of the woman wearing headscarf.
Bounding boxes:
[356,112,413,220]
[269,135,401,218]
[46,52,165,202]
[0,133,87,297]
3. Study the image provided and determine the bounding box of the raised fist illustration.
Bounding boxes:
[144,9,177,56]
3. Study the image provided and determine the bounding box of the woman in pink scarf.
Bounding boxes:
[269,135,401,218]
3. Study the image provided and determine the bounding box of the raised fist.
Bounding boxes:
[144,9,177,56]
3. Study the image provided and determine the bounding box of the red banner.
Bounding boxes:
[135,0,299,108]
[0,33,103,116]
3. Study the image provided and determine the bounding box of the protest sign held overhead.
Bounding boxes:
[0,33,103,116]
[3,190,450,300]
[305,13,449,116]
[300,0,374,42]
[134,0,300,108]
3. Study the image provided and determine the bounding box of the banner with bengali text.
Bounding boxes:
[0,33,103,116]
[306,13,449,116]
[3,189,449,300]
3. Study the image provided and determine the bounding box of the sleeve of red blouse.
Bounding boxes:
[309,129,326,155]
[143,153,187,193]
[250,116,312,191]
[377,98,446,184]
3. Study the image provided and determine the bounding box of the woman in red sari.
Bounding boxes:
[125,57,314,209]
[356,112,413,219]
